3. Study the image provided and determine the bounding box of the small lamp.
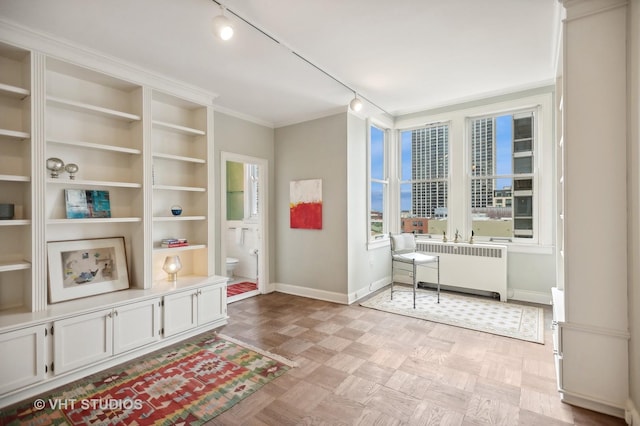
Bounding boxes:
[163,255,182,282]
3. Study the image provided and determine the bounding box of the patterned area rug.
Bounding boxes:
[1,332,293,425]
[361,287,545,344]
[227,281,258,297]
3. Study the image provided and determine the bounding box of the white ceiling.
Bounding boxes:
[0,0,562,127]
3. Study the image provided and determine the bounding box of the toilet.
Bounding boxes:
[226,257,239,277]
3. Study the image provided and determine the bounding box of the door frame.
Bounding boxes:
[220,151,269,294]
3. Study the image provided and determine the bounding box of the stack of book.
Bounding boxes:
[161,238,188,248]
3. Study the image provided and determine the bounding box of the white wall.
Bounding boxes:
[274,113,349,300]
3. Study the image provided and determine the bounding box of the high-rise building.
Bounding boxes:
[410,126,448,217]
[471,117,494,208]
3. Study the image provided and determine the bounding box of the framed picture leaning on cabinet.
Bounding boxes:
[47,237,129,303]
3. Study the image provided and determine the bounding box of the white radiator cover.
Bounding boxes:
[414,241,508,301]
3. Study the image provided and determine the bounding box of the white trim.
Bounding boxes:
[0,19,217,106]
[509,288,552,305]
[273,282,349,304]
[274,106,347,129]
[212,104,274,129]
[627,398,639,425]
[220,152,269,298]
[347,277,390,304]
[559,390,626,419]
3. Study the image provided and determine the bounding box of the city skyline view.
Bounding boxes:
[370,116,514,215]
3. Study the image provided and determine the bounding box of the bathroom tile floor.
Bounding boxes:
[211,290,627,425]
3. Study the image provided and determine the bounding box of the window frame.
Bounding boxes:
[398,122,451,238]
[467,107,540,244]
[368,120,390,245]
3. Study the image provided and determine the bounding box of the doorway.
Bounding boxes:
[220,152,268,303]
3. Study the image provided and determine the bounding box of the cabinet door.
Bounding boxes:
[198,284,225,325]
[53,309,113,374]
[113,298,161,355]
[163,290,197,337]
[0,325,46,395]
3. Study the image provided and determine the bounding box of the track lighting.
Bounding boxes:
[349,95,363,112]
[208,1,390,115]
[212,5,233,40]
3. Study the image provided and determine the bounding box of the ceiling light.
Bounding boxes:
[212,6,233,40]
[349,95,363,112]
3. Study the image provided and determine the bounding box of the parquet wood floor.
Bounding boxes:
[209,291,626,426]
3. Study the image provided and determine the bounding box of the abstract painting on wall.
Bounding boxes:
[290,179,322,229]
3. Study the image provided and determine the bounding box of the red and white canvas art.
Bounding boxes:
[289,179,322,230]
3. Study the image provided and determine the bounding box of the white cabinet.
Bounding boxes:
[0,42,33,312]
[554,0,629,418]
[0,325,46,395]
[113,298,162,354]
[53,308,113,374]
[163,281,226,337]
[53,298,160,374]
[197,283,226,325]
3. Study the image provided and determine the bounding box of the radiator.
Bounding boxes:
[413,241,508,301]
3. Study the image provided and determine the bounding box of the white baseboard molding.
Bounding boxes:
[628,398,639,425]
[273,282,349,304]
[509,288,552,305]
[560,389,626,419]
[348,276,390,304]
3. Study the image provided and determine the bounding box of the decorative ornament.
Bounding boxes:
[46,157,65,178]
[64,163,79,180]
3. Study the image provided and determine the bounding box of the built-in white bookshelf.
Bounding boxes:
[0,37,225,408]
[0,42,32,313]
[150,90,213,282]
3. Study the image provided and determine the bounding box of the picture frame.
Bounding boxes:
[47,237,129,303]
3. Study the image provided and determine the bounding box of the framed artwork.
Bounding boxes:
[65,189,111,218]
[47,237,129,303]
[290,179,322,229]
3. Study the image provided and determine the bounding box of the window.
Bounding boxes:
[245,163,259,219]
[399,124,449,236]
[369,124,388,239]
[470,111,535,240]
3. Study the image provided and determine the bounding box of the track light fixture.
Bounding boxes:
[349,94,363,112]
[209,0,390,116]
[212,5,233,41]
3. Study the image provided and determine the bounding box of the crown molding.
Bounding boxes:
[0,18,218,106]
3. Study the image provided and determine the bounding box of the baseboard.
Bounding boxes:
[347,276,390,304]
[273,282,349,304]
[560,390,626,419]
[509,288,552,305]
[627,398,639,425]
